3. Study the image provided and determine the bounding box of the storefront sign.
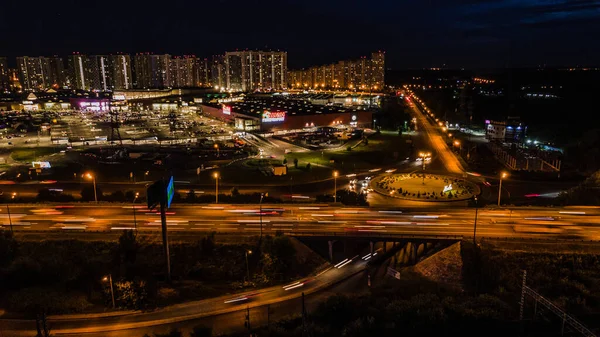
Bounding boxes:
[262,111,286,123]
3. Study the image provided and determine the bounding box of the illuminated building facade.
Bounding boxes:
[17,56,65,91]
[133,53,171,89]
[0,57,8,93]
[288,51,385,90]
[224,51,287,91]
[112,54,133,90]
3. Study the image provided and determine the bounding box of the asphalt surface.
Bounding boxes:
[3,204,600,240]
[0,248,369,336]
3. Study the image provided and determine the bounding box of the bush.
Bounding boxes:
[306,163,311,170]
[81,185,103,201]
[7,287,92,315]
[293,158,298,168]
[347,146,352,151]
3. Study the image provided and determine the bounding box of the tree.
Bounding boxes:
[231,187,240,197]
[293,158,298,168]
[153,328,183,337]
[118,230,138,266]
[81,185,102,202]
[0,231,18,267]
[190,325,213,337]
[306,163,311,171]
[347,146,352,151]
[283,158,287,165]
[110,190,126,202]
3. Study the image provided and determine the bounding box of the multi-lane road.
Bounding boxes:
[3,204,600,240]
[0,245,369,337]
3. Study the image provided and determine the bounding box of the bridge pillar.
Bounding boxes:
[328,240,334,263]
[412,242,418,263]
[417,243,425,256]
[370,241,374,255]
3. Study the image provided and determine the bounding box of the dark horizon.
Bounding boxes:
[3,0,600,69]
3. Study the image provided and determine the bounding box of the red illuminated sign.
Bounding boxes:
[223,105,231,115]
[262,111,286,122]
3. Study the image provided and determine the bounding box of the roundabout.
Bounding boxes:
[371,173,477,201]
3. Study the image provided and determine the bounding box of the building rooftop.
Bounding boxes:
[224,97,367,118]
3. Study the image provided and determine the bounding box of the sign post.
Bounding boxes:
[147,176,175,282]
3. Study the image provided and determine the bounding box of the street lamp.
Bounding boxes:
[103,274,115,309]
[473,196,479,245]
[454,140,462,155]
[418,152,430,184]
[213,172,219,204]
[84,172,98,203]
[498,171,509,206]
[245,250,252,282]
[214,143,219,157]
[333,171,338,202]
[259,193,267,239]
[133,192,139,233]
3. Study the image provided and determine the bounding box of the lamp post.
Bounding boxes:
[103,274,115,309]
[454,140,462,155]
[84,172,98,203]
[473,196,479,246]
[418,152,430,184]
[133,192,139,233]
[259,193,267,239]
[214,143,219,157]
[498,171,508,206]
[245,250,252,282]
[213,172,219,204]
[333,171,338,202]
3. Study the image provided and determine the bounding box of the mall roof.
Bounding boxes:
[226,97,367,117]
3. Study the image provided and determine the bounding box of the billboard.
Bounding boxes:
[166,176,175,208]
[262,111,286,123]
[222,105,231,115]
[32,161,51,169]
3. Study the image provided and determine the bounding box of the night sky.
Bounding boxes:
[3,0,600,69]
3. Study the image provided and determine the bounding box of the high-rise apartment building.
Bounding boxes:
[170,56,196,88]
[17,56,65,91]
[112,54,133,90]
[194,58,210,87]
[370,51,385,89]
[0,57,9,93]
[133,53,171,89]
[68,54,94,91]
[90,55,114,91]
[211,55,226,89]
[288,51,384,90]
[223,50,287,91]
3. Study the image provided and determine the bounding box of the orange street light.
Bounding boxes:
[84,172,98,203]
[498,171,509,206]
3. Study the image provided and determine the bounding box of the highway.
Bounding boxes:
[405,91,465,174]
[3,204,600,240]
[0,248,369,336]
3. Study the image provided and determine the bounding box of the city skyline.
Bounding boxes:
[2,50,384,92]
[3,0,600,69]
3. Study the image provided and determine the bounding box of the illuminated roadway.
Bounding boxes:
[0,244,368,337]
[3,203,600,336]
[3,204,600,240]
[405,91,465,174]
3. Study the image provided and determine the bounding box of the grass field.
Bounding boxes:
[10,147,57,162]
[284,132,411,173]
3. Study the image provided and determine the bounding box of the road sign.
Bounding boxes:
[166,176,175,209]
[387,267,401,280]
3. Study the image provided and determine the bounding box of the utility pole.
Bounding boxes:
[302,292,308,337]
[6,204,13,233]
[244,306,251,333]
[473,196,479,246]
[160,179,171,282]
[147,178,172,282]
